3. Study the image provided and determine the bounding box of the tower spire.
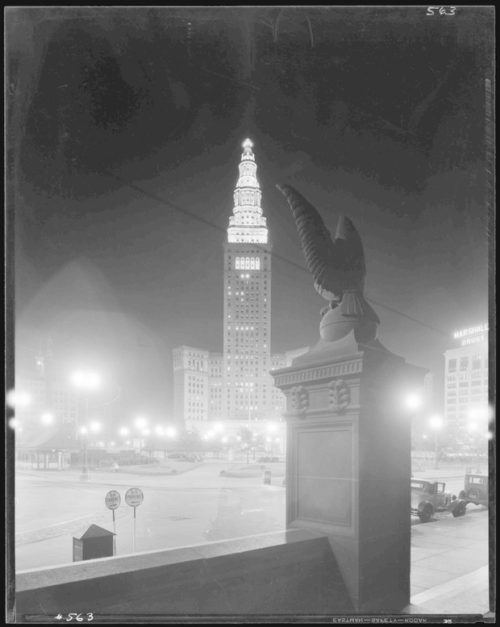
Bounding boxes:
[227,138,268,244]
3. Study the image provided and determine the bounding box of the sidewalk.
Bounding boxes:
[407,507,490,616]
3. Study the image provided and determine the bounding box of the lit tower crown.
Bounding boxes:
[227,138,268,244]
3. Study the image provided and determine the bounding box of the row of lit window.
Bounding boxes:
[226,296,268,303]
[235,257,261,270]
[447,356,484,372]
[226,283,268,291]
[228,236,268,244]
[447,380,486,389]
[227,286,268,296]
[446,391,484,398]
[447,397,486,405]
[227,252,264,259]
[447,373,483,382]
[226,345,268,352]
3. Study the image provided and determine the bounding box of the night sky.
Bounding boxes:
[7,7,493,422]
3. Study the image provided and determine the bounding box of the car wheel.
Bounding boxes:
[419,504,433,523]
[468,489,480,505]
[451,500,467,517]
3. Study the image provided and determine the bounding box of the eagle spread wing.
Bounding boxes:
[277,184,366,301]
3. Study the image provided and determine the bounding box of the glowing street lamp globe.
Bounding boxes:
[6,389,32,409]
[165,426,178,439]
[404,392,423,411]
[41,412,55,426]
[134,416,148,430]
[70,370,101,391]
[429,415,444,430]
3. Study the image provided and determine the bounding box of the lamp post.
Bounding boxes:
[248,382,254,422]
[403,390,424,472]
[79,426,89,480]
[71,370,101,480]
[429,415,444,470]
[133,416,149,455]
[164,426,177,460]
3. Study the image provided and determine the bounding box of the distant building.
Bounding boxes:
[173,139,308,434]
[172,346,209,426]
[444,323,489,442]
[223,138,273,422]
[208,353,223,423]
[15,338,81,431]
[15,339,81,468]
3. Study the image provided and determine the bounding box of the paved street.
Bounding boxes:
[15,462,286,570]
[14,461,490,616]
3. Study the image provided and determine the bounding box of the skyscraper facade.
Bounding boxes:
[173,139,307,433]
[443,323,489,445]
[223,139,273,422]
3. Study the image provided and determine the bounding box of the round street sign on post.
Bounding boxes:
[105,490,121,510]
[125,487,144,552]
[125,487,144,507]
[105,490,121,533]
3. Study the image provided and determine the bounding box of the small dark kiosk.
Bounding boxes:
[73,524,116,561]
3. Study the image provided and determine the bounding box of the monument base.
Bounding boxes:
[273,330,427,612]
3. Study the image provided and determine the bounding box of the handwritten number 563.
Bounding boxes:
[427,6,457,15]
[55,614,94,622]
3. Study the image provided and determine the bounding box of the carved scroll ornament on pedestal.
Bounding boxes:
[289,385,309,416]
[328,379,350,413]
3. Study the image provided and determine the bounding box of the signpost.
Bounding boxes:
[105,490,121,534]
[125,487,144,552]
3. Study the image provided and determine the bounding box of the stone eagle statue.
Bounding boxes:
[277,183,379,342]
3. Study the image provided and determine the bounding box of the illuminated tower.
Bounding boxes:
[223,139,272,421]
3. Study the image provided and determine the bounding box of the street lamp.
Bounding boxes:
[6,389,32,410]
[41,412,55,426]
[71,369,101,480]
[79,426,89,479]
[429,414,444,469]
[165,426,178,439]
[70,370,101,390]
[404,392,423,412]
[134,416,148,430]
[89,420,102,433]
[162,425,178,459]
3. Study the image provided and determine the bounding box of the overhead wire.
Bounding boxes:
[105,170,452,339]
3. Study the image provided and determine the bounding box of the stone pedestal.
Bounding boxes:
[272,330,427,612]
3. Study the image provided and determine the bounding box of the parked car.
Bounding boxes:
[411,479,465,522]
[459,474,488,507]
